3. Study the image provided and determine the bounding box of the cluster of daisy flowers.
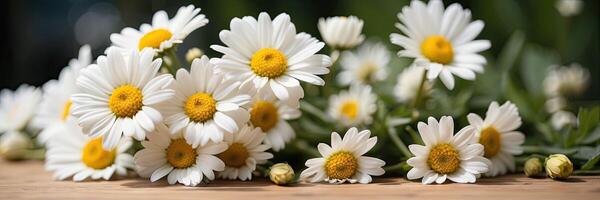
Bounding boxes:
[10,0,593,186]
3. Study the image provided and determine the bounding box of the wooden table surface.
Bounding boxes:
[1,159,598,200]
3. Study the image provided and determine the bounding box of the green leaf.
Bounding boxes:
[582,126,600,145]
[573,146,600,170]
[519,45,559,96]
[498,31,525,72]
[575,107,600,144]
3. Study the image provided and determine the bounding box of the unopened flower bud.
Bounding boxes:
[185,48,204,63]
[269,163,295,185]
[0,131,32,160]
[524,157,543,177]
[545,154,573,179]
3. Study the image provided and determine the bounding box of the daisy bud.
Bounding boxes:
[185,48,204,63]
[269,163,295,185]
[524,157,543,177]
[545,154,573,179]
[0,132,32,160]
[318,16,364,50]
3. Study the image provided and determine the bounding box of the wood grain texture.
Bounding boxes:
[0,159,599,200]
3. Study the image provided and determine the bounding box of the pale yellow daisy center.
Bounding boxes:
[357,63,378,82]
[325,151,358,179]
[81,138,116,169]
[421,35,454,65]
[250,101,279,132]
[138,29,173,51]
[61,100,72,121]
[217,143,249,168]
[339,100,359,120]
[109,84,143,118]
[427,143,460,174]
[166,138,197,169]
[480,126,502,158]
[250,48,288,78]
[184,93,217,123]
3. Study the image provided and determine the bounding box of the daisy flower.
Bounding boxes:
[318,16,365,50]
[555,0,583,17]
[467,101,525,177]
[328,84,377,127]
[134,124,227,186]
[71,48,175,149]
[337,42,390,86]
[300,127,385,184]
[543,63,589,98]
[32,45,91,143]
[0,84,41,133]
[45,118,134,181]
[108,5,208,53]
[394,65,432,103]
[217,125,273,180]
[163,56,250,147]
[210,12,331,107]
[390,0,491,90]
[247,88,300,151]
[0,131,32,160]
[407,116,490,184]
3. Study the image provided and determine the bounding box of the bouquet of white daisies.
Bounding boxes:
[0,0,597,186]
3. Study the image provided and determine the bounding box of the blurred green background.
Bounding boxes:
[1,0,597,101]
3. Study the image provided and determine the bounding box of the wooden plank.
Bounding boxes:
[0,159,599,200]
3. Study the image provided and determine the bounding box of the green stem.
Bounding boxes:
[386,122,412,158]
[299,101,333,123]
[405,126,423,145]
[410,69,428,110]
[383,161,406,172]
[164,49,181,75]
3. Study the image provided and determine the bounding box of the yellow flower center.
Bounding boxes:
[166,138,197,168]
[340,100,359,120]
[61,100,72,121]
[250,101,279,132]
[217,143,249,168]
[81,138,116,169]
[184,93,217,123]
[325,151,358,179]
[138,29,173,51]
[250,48,288,78]
[108,85,143,118]
[480,126,502,158]
[427,143,460,174]
[421,35,454,65]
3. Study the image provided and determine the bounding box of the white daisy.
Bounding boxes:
[393,65,432,103]
[328,84,377,127]
[0,131,32,160]
[45,118,134,181]
[556,0,583,17]
[390,0,491,90]
[134,124,227,186]
[550,110,577,131]
[337,42,390,86]
[32,45,92,143]
[71,48,175,149]
[407,116,490,184]
[0,84,41,133]
[318,16,365,50]
[210,12,331,107]
[246,88,300,151]
[467,101,525,177]
[543,63,589,98]
[217,125,273,180]
[300,127,385,184]
[108,5,208,53]
[163,56,250,147]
